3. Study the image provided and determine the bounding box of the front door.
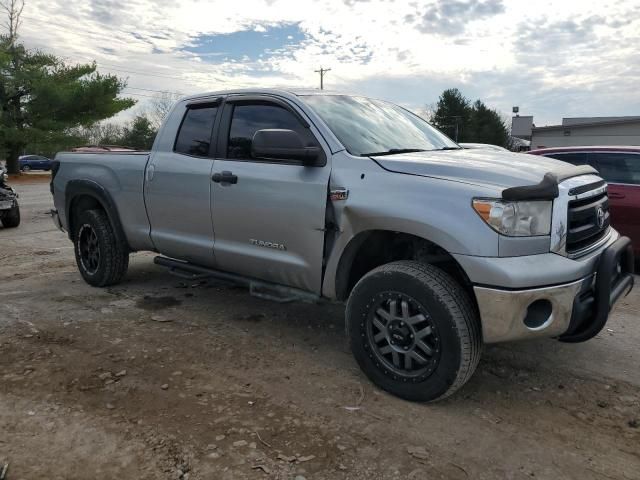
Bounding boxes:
[145,100,220,266]
[590,152,640,247]
[210,97,331,293]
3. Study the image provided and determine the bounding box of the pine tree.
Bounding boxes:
[432,89,510,147]
[431,88,472,142]
[469,100,511,148]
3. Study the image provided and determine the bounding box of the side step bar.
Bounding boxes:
[153,256,319,304]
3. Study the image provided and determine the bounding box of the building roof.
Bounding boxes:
[533,117,640,132]
[562,116,640,126]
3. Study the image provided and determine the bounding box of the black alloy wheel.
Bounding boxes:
[78,223,101,275]
[366,292,441,381]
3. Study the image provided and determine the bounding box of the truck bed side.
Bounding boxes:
[52,152,154,251]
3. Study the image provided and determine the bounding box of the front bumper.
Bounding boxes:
[475,236,634,343]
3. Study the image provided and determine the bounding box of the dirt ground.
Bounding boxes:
[1,180,639,480]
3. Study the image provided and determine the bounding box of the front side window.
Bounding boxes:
[300,95,458,156]
[591,152,640,185]
[175,104,218,157]
[227,103,314,160]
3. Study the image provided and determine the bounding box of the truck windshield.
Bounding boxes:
[301,95,459,156]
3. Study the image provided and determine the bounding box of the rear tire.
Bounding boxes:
[346,260,482,402]
[1,204,20,228]
[21,165,31,172]
[73,209,129,287]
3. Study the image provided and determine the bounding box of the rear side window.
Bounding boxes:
[175,104,218,157]
[226,103,315,161]
[543,152,589,166]
[590,152,640,185]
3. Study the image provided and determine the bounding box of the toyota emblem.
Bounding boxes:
[596,206,606,229]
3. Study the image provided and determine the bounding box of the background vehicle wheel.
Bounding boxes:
[73,209,129,287]
[1,204,20,228]
[21,165,31,172]
[346,260,482,402]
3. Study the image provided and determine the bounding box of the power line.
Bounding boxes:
[120,91,158,99]
[95,64,190,81]
[125,86,184,95]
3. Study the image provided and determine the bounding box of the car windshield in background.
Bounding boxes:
[301,95,459,157]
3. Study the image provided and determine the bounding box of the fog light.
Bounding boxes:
[523,299,553,329]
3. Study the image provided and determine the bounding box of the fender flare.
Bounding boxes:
[331,229,474,302]
[333,230,374,301]
[65,179,130,250]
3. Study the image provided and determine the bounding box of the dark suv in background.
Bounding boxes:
[19,154,52,172]
[528,146,640,256]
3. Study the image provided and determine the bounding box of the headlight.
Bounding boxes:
[473,199,552,236]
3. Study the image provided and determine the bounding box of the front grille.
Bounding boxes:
[566,191,610,254]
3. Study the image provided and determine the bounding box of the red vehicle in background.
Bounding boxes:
[528,146,640,256]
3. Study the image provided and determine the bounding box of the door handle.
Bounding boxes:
[609,192,625,199]
[212,171,238,185]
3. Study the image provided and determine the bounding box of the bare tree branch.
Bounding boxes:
[147,91,181,129]
[1,0,24,45]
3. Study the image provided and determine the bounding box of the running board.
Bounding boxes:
[153,256,319,304]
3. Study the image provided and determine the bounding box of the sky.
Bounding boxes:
[15,0,640,126]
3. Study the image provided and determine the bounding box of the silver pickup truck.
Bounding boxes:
[50,89,635,402]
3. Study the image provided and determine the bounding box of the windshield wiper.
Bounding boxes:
[360,148,427,157]
[437,147,462,150]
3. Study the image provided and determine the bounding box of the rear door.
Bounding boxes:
[210,96,331,293]
[36,156,50,170]
[144,99,221,266]
[589,152,640,248]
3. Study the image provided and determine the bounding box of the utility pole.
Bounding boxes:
[314,67,331,90]
[444,115,462,142]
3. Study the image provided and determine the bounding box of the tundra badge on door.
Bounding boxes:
[250,239,287,250]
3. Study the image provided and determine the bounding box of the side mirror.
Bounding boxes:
[251,129,322,166]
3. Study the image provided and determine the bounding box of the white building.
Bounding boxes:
[512,116,640,149]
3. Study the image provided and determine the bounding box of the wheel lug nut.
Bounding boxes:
[410,334,414,339]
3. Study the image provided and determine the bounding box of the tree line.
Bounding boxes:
[69,93,178,152]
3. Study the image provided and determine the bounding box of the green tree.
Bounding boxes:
[432,88,510,147]
[431,88,472,142]
[119,115,156,150]
[0,36,135,173]
[468,100,511,148]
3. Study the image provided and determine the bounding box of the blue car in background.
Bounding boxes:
[19,155,52,172]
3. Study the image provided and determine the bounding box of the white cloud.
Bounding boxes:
[15,0,640,125]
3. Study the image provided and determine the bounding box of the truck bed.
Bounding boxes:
[52,151,154,251]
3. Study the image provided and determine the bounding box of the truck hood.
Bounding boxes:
[372,149,574,189]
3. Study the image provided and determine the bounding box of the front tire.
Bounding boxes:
[1,204,20,228]
[73,209,129,287]
[346,261,482,402]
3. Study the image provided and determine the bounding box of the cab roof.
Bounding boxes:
[181,88,352,102]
